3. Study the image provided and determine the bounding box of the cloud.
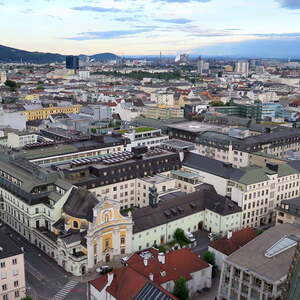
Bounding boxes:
[72,5,121,13]
[277,0,300,9]
[66,28,154,40]
[114,17,136,22]
[155,18,192,24]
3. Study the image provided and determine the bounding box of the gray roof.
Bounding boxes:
[63,187,99,222]
[0,232,23,259]
[132,184,241,233]
[226,223,300,283]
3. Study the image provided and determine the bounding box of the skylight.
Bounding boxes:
[265,234,300,258]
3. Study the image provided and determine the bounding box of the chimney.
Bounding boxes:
[143,259,148,267]
[149,273,154,281]
[227,231,233,240]
[179,151,184,162]
[158,252,165,264]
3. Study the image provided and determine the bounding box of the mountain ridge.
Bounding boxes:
[0,45,119,64]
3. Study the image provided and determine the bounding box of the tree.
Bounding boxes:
[4,79,19,91]
[173,276,189,300]
[173,228,190,246]
[21,297,33,300]
[202,251,216,266]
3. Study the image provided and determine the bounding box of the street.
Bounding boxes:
[0,224,87,300]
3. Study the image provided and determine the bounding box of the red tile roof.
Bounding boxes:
[90,266,178,300]
[209,228,256,256]
[127,248,209,285]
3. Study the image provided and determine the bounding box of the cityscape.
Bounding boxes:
[1,1,300,300]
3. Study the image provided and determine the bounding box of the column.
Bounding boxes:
[87,237,94,270]
[97,235,103,264]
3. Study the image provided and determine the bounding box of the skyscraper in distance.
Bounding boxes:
[66,55,79,70]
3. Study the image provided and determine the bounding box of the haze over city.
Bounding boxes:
[1,0,300,57]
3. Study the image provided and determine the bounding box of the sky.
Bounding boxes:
[1,0,300,57]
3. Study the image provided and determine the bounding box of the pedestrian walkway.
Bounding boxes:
[51,281,78,300]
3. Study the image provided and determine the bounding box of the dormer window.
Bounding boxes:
[73,221,79,228]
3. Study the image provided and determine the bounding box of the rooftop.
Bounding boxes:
[226,223,300,283]
[168,121,223,133]
[0,232,23,259]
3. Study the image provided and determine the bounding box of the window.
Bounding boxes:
[14,280,19,287]
[120,237,125,245]
[2,284,7,291]
[73,221,79,228]
[0,262,5,268]
[3,295,8,300]
[12,259,17,265]
[15,291,20,298]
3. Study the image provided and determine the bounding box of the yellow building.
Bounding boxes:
[143,106,184,119]
[22,104,81,121]
[24,94,40,101]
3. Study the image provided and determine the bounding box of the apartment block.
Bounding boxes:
[0,232,26,300]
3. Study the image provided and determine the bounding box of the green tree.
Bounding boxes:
[4,79,19,91]
[21,297,33,300]
[173,228,190,247]
[173,276,189,300]
[202,251,216,266]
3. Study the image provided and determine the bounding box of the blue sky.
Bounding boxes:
[1,0,300,56]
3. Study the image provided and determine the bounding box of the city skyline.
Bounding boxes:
[1,0,300,57]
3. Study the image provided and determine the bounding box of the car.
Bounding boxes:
[208,233,218,241]
[96,265,113,275]
[185,231,196,243]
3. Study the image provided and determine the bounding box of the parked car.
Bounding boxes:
[96,265,113,275]
[208,233,218,241]
[185,231,196,243]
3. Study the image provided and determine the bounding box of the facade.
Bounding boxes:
[22,104,81,121]
[66,55,79,70]
[132,184,242,251]
[6,131,38,148]
[143,106,184,120]
[275,197,300,225]
[218,223,300,300]
[124,128,169,151]
[0,232,26,300]
[182,152,300,228]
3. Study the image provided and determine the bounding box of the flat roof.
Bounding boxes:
[141,175,174,185]
[227,223,300,283]
[168,121,224,133]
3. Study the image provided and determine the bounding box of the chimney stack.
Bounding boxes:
[158,252,165,264]
[227,231,233,240]
[143,258,148,267]
[149,273,154,281]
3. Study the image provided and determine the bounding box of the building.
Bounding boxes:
[0,109,26,131]
[0,70,7,84]
[276,197,300,225]
[6,131,39,148]
[218,223,300,300]
[88,265,178,300]
[208,228,256,269]
[124,127,169,151]
[234,61,249,77]
[66,55,79,70]
[143,106,184,120]
[88,247,212,300]
[132,184,242,251]
[22,104,81,121]
[0,232,26,300]
[182,152,300,228]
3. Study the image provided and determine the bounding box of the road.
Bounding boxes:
[192,230,210,255]
[0,224,87,300]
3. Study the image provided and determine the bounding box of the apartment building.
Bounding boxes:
[0,232,26,300]
[6,131,38,148]
[132,184,242,251]
[275,197,300,225]
[22,104,81,121]
[218,223,300,300]
[182,152,300,228]
[124,127,169,151]
[196,127,300,168]
[143,106,184,120]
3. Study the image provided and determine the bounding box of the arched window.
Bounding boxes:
[73,220,79,228]
[104,214,109,223]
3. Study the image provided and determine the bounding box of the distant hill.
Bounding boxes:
[0,45,119,64]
